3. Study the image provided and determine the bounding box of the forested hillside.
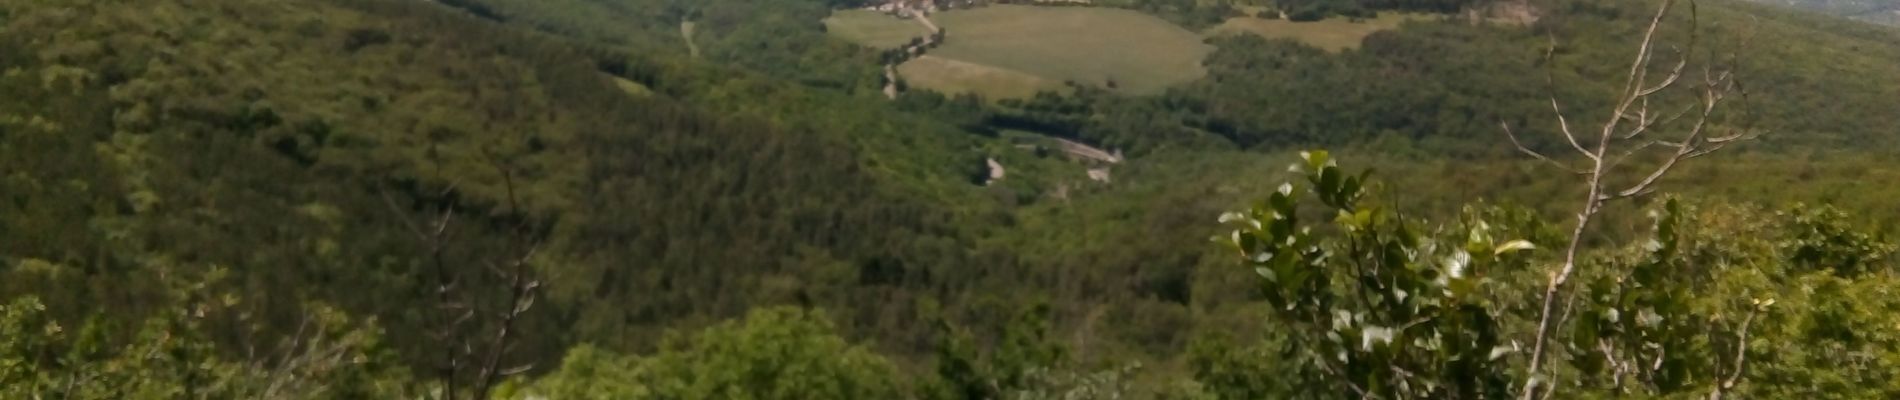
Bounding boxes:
[3,0,1899,398]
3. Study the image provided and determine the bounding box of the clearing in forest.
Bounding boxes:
[896,55,1065,99]
[1205,13,1427,52]
[925,5,1213,95]
[825,9,935,49]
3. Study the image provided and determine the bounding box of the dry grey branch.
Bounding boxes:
[1505,1,1761,397]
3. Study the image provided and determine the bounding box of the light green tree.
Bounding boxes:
[0,264,413,399]
[504,306,900,400]
[1217,149,1900,399]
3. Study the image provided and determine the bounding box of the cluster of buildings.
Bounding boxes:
[864,0,1090,17]
[864,0,951,17]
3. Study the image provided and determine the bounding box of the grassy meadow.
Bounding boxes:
[1205,13,1428,51]
[928,5,1214,94]
[823,5,1450,98]
[824,9,935,49]
[897,55,1067,99]
[825,4,1215,98]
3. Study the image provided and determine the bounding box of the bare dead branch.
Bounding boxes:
[470,156,545,400]
[499,363,536,377]
[1705,129,1752,144]
[1536,286,1584,400]
[1599,340,1626,390]
[1502,122,1589,174]
[1592,0,1677,152]
[1319,357,1371,399]
[1605,84,1723,201]
[1619,101,1699,141]
[1540,34,1596,160]
[1517,1,1761,397]
[1637,4,1700,99]
[1710,304,1762,400]
[432,206,455,238]
[378,190,431,242]
[1549,96,1595,160]
[1635,55,1688,98]
[1604,139,1660,171]
[1652,346,1667,373]
[377,180,472,400]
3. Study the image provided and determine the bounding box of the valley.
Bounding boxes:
[3,0,1900,398]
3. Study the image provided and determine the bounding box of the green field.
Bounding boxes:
[823,9,934,49]
[823,7,1459,98]
[897,55,1066,99]
[1205,13,1427,51]
[926,5,1214,95]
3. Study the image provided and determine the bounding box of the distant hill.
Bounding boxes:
[1749,0,1900,25]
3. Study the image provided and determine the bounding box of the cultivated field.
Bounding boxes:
[897,55,1066,99]
[824,9,934,49]
[926,5,1214,95]
[827,5,1417,98]
[1205,13,1427,51]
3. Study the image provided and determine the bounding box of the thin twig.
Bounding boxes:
[1710,306,1759,400]
[1502,122,1589,174]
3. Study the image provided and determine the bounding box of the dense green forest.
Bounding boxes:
[3,0,1898,398]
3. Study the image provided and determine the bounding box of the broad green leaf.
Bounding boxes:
[1301,150,1329,173]
[1493,240,1537,255]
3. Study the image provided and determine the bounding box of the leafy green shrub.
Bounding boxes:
[1216,151,1530,398]
[648,307,901,399]
[1288,6,1327,21]
[0,266,411,399]
[507,307,901,400]
[1213,151,1900,398]
[495,345,651,399]
[1784,205,1895,277]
